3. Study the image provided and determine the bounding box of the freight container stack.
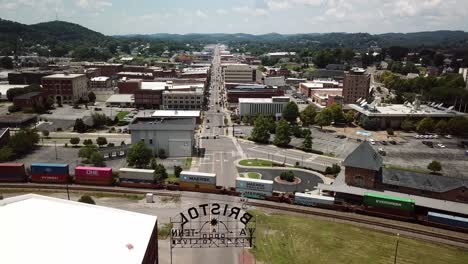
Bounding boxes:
[235,177,273,200]
[119,168,155,184]
[294,192,335,206]
[363,192,415,217]
[427,211,468,230]
[30,163,69,184]
[0,163,27,182]
[75,166,113,186]
[179,171,217,191]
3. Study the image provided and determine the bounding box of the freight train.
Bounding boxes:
[1,162,467,232]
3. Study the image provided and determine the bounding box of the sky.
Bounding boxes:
[1,0,468,36]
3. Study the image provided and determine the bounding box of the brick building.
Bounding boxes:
[344,141,468,203]
[8,71,54,85]
[118,79,142,94]
[84,63,123,77]
[13,92,46,111]
[42,73,88,104]
[117,72,154,80]
[342,67,370,104]
[227,86,284,104]
[90,77,112,89]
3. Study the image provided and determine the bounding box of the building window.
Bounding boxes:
[149,139,153,145]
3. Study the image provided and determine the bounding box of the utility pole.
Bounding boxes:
[393,233,400,264]
[54,141,58,160]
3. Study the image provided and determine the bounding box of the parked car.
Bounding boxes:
[437,143,446,148]
[94,107,102,111]
[389,140,397,145]
[380,141,388,145]
[369,139,375,145]
[422,141,434,148]
[444,135,453,139]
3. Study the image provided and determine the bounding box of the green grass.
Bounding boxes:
[165,174,180,184]
[183,158,192,170]
[116,111,129,121]
[250,211,468,264]
[158,223,173,239]
[239,159,280,167]
[385,164,431,174]
[240,172,262,179]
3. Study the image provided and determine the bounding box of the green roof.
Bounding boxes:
[364,192,415,203]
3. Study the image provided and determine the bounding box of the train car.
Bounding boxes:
[236,177,274,200]
[119,168,155,184]
[0,163,27,182]
[363,193,414,212]
[294,192,335,206]
[428,211,468,230]
[75,166,113,186]
[179,171,217,191]
[30,163,69,184]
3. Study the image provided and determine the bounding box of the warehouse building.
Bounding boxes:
[129,113,197,157]
[223,64,255,83]
[239,96,290,118]
[162,88,204,110]
[0,194,159,264]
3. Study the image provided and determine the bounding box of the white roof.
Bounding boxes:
[238,97,289,104]
[120,168,155,173]
[0,194,157,264]
[301,82,324,89]
[0,84,30,97]
[181,171,216,177]
[295,192,335,201]
[266,52,296,56]
[42,73,85,79]
[151,110,200,118]
[106,94,135,103]
[91,76,110,82]
[141,82,169,90]
[348,104,467,118]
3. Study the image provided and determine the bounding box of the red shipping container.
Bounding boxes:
[75,166,113,186]
[0,163,26,182]
[31,174,69,184]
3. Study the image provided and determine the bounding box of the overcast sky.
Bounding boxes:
[1,0,468,35]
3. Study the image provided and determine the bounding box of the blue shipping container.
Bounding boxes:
[428,211,468,229]
[31,163,69,175]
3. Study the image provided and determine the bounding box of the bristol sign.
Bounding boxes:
[170,203,256,249]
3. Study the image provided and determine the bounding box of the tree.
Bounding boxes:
[90,152,105,167]
[92,113,108,129]
[88,92,96,103]
[435,120,448,134]
[302,131,313,152]
[78,195,96,204]
[282,102,299,123]
[69,138,79,147]
[127,141,153,168]
[300,105,317,126]
[174,165,183,178]
[8,105,18,113]
[401,118,414,132]
[74,118,87,133]
[325,164,341,175]
[344,111,355,125]
[0,146,14,162]
[314,108,333,129]
[158,149,167,159]
[83,139,93,146]
[41,130,49,138]
[447,117,468,136]
[273,119,291,148]
[416,117,435,134]
[280,171,295,182]
[154,164,168,182]
[96,137,108,147]
[0,56,13,69]
[8,128,39,157]
[79,145,99,161]
[328,103,344,123]
[427,160,442,174]
[250,115,271,144]
[150,157,157,170]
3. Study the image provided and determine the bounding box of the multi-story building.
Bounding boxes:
[342,68,370,104]
[118,79,142,94]
[223,64,255,83]
[8,71,55,85]
[42,73,88,104]
[299,79,341,97]
[83,63,123,77]
[90,76,112,89]
[162,88,204,110]
[310,88,343,108]
[239,96,290,118]
[13,92,46,111]
[117,72,154,80]
[227,85,284,104]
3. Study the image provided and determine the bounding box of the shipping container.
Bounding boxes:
[31,174,69,183]
[75,166,113,185]
[236,177,274,192]
[119,168,155,183]
[363,193,414,212]
[31,163,69,175]
[428,211,468,229]
[0,163,26,182]
[180,171,216,185]
[238,189,272,200]
[179,181,217,190]
[294,192,335,206]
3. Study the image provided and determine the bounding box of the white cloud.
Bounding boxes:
[216,8,228,15]
[233,6,268,17]
[195,9,207,18]
[76,0,112,10]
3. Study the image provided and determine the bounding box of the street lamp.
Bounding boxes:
[393,233,400,264]
[54,140,58,160]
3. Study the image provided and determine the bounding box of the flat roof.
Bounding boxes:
[106,94,135,104]
[181,171,216,177]
[0,84,30,95]
[348,104,467,118]
[0,194,157,264]
[239,96,289,103]
[151,110,200,117]
[119,168,155,173]
[141,82,168,90]
[294,192,335,201]
[42,73,85,79]
[91,76,110,81]
[365,192,415,203]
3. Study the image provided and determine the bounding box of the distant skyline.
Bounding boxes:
[1,0,468,36]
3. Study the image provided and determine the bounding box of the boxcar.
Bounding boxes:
[180,171,216,185]
[30,163,69,184]
[363,193,414,212]
[0,163,27,182]
[428,211,468,229]
[294,192,335,206]
[119,168,155,184]
[235,177,273,193]
[75,166,113,186]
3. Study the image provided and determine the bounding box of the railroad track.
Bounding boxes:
[2,183,468,248]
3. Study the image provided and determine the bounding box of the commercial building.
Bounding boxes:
[118,72,154,80]
[0,113,38,128]
[342,67,370,104]
[13,92,46,110]
[0,84,30,100]
[299,79,341,98]
[310,88,343,108]
[239,96,290,118]
[264,52,296,60]
[84,63,123,77]
[118,79,142,94]
[105,94,135,107]
[129,114,197,157]
[90,76,112,89]
[223,64,255,83]
[8,71,54,85]
[150,110,201,124]
[0,194,159,264]
[162,88,204,110]
[42,73,88,104]
[349,101,467,129]
[227,85,284,104]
